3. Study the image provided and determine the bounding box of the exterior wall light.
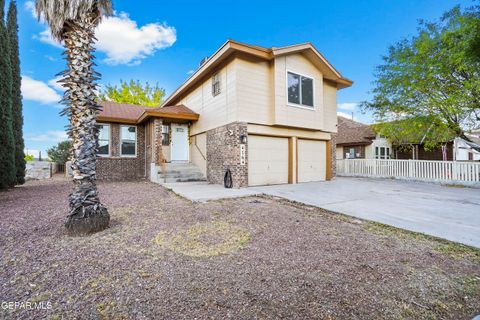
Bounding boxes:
[240,135,247,144]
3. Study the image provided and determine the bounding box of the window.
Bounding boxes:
[96,124,110,156]
[349,148,355,159]
[212,73,221,96]
[161,125,170,146]
[380,147,385,159]
[287,71,314,108]
[375,146,391,159]
[120,126,136,156]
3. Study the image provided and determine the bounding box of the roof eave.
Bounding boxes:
[97,116,137,125]
[137,110,199,123]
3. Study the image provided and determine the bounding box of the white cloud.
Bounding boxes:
[21,76,62,105]
[187,70,195,75]
[95,13,176,65]
[35,12,176,66]
[27,131,68,142]
[24,1,36,18]
[337,111,355,120]
[48,76,66,92]
[338,102,358,111]
[34,28,63,48]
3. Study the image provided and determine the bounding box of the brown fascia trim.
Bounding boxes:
[337,141,373,146]
[137,110,199,123]
[97,116,137,124]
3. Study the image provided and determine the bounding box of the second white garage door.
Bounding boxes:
[297,139,326,183]
[248,135,289,186]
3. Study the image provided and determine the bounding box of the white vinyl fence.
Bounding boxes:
[337,159,480,185]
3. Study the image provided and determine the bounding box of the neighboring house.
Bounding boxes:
[96,40,353,187]
[336,116,480,161]
[454,136,480,161]
[336,116,392,160]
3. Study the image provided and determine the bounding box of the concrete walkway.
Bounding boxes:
[162,181,260,202]
[163,178,480,248]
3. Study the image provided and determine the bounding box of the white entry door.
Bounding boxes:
[171,124,189,161]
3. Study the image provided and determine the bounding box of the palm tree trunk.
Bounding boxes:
[62,16,109,235]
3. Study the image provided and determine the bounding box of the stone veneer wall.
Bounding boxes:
[330,133,337,178]
[206,122,248,188]
[97,123,146,181]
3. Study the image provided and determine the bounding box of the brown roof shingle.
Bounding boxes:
[97,101,147,122]
[97,101,198,123]
[336,116,376,145]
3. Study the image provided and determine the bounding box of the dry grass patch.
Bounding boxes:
[154,220,250,257]
[363,221,480,263]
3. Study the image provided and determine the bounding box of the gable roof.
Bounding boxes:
[161,40,353,107]
[97,101,199,124]
[336,116,376,145]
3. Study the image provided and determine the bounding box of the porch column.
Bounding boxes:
[152,118,163,165]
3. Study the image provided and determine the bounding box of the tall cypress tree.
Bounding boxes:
[0,0,16,189]
[7,1,25,185]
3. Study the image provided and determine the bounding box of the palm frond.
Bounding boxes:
[35,0,112,41]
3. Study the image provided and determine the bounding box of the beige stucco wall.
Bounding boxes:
[189,132,207,176]
[247,124,331,140]
[273,54,325,131]
[336,146,343,160]
[162,145,171,162]
[180,60,238,136]
[182,53,340,136]
[236,58,275,125]
[323,83,338,133]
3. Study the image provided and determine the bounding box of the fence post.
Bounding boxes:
[452,161,458,181]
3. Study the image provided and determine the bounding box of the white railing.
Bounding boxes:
[337,159,480,184]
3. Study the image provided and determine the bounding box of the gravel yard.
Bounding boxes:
[1,178,479,319]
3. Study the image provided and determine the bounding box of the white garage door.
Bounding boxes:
[248,135,289,186]
[298,139,326,183]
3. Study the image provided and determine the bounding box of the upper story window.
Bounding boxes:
[287,71,314,108]
[120,125,137,157]
[96,124,110,156]
[161,125,170,146]
[212,73,221,96]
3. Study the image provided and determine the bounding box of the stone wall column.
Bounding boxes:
[206,122,248,188]
[331,133,337,179]
[152,118,163,165]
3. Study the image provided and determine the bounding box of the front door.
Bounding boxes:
[171,124,189,161]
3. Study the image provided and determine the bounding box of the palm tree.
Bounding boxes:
[35,0,112,235]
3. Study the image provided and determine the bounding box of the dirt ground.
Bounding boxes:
[1,178,479,319]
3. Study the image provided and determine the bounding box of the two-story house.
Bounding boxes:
[96,40,353,187]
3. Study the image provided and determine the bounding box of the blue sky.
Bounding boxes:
[17,0,473,157]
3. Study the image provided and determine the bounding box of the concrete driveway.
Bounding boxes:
[162,177,480,248]
[252,178,480,248]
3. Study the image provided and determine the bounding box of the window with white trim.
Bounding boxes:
[212,73,221,96]
[375,146,390,159]
[287,71,314,108]
[161,125,170,146]
[96,124,110,156]
[120,125,137,156]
